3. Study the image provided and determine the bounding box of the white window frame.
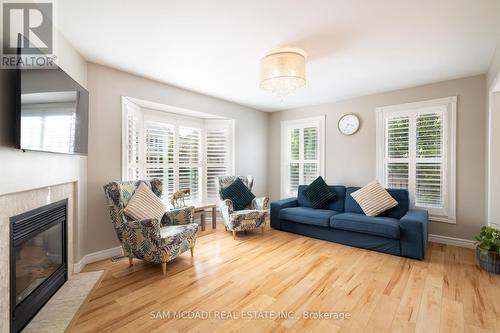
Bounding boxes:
[121,98,235,204]
[375,96,457,224]
[280,116,326,198]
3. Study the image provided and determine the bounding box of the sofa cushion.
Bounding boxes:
[330,213,401,239]
[302,176,336,208]
[345,187,409,219]
[298,185,346,212]
[280,207,340,227]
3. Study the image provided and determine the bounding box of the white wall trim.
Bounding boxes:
[428,234,476,249]
[74,246,123,273]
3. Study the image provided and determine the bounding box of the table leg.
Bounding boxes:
[200,213,206,231]
[212,207,217,229]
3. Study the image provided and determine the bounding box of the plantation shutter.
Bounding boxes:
[206,121,233,201]
[288,128,300,195]
[123,99,235,206]
[379,100,454,221]
[415,113,443,208]
[385,116,410,189]
[282,117,324,198]
[303,126,319,184]
[124,102,142,180]
[144,121,175,199]
[178,126,202,203]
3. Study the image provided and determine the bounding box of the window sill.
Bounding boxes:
[430,215,456,224]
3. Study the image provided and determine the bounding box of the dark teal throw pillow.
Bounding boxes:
[220,178,256,211]
[302,176,336,209]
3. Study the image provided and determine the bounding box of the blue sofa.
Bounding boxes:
[271,185,429,260]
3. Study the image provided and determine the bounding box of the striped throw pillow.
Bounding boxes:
[302,176,336,208]
[123,183,166,221]
[350,181,398,216]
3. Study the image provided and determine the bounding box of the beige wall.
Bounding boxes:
[489,92,500,224]
[85,63,268,254]
[268,75,487,240]
[487,42,500,225]
[0,29,88,261]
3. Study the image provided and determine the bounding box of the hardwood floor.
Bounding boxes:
[71,226,500,333]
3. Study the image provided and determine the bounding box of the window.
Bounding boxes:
[376,97,457,223]
[122,99,234,205]
[281,116,325,198]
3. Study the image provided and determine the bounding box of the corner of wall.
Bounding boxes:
[54,31,88,89]
[487,41,500,91]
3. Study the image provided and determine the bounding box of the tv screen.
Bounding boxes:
[16,67,89,155]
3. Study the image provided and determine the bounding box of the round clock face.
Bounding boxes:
[338,114,360,136]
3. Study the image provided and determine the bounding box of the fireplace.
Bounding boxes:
[10,199,68,333]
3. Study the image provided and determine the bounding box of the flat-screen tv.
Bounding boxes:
[16,67,89,155]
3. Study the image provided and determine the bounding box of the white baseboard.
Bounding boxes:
[73,246,123,273]
[428,234,476,249]
[71,234,474,272]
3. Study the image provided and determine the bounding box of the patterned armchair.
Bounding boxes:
[103,179,199,275]
[217,176,269,239]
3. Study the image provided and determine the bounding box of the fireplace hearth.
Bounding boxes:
[10,199,68,333]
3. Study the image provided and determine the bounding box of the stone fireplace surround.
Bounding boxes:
[0,182,78,333]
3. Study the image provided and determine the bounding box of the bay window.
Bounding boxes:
[122,98,234,205]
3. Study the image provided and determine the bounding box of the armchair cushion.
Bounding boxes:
[156,223,198,262]
[159,224,199,253]
[220,178,256,210]
[227,210,268,231]
[123,183,166,221]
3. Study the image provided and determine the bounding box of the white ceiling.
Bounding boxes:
[57,0,500,111]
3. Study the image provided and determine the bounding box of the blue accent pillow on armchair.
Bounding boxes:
[302,176,336,208]
[221,178,256,210]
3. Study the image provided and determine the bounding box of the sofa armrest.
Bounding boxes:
[399,209,429,260]
[270,198,298,229]
[251,196,270,210]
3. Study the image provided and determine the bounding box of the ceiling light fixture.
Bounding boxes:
[260,47,307,99]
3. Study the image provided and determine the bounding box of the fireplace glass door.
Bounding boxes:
[15,222,63,306]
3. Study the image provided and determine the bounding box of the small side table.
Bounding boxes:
[193,203,217,231]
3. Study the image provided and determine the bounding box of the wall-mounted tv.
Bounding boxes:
[16,67,89,155]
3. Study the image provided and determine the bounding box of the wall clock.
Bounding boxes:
[338,114,360,136]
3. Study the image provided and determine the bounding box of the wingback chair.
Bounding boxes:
[217,176,270,239]
[103,179,198,275]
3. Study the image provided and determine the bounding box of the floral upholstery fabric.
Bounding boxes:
[103,179,198,264]
[218,175,254,195]
[217,176,270,232]
[162,207,194,226]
